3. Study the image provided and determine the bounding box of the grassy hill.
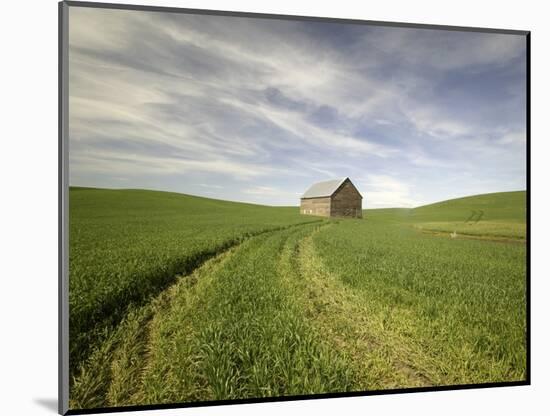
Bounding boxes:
[366,191,527,240]
[408,191,526,222]
[69,187,527,410]
[69,187,318,377]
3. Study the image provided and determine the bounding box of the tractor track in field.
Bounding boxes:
[70,219,324,410]
[280,222,437,390]
[72,218,442,410]
[71,218,324,368]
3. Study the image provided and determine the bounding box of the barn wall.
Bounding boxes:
[300,197,331,217]
[330,181,362,218]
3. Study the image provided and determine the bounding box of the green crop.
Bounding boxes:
[69,188,527,410]
[69,187,320,376]
[312,218,526,385]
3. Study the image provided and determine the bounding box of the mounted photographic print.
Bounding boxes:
[58,1,530,414]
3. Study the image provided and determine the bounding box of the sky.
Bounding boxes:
[68,7,527,208]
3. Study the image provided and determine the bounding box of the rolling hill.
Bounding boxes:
[68,187,527,409]
[365,191,526,240]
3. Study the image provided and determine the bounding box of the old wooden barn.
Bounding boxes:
[300,177,363,218]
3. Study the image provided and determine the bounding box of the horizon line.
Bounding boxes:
[68,185,527,210]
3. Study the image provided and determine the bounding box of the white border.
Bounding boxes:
[2,1,548,415]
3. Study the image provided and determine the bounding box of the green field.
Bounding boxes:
[69,188,527,410]
[367,191,527,241]
[69,187,321,376]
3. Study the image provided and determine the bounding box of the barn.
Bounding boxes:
[300,177,363,218]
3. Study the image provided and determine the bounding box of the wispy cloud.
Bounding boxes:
[68,6,527,207]
[358,174,424,208]
[243,186,301,197]
[497,130,526,145]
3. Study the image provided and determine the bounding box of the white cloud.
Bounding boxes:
[67,7,526,206]
[243,185,300,197]
[358,174,424,208]
[199,183,224,189]
[403,104,473,139]
[70,151,275,179]
[497,130,526,145]
[219,96,395,158]
[362,27,526,71]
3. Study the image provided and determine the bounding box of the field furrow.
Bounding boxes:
[69,188,322,378]
[132,224,353,405]
[278,222,441,390]
[70,221,354,409]
[68,188,527,410]
[312,219,526,385]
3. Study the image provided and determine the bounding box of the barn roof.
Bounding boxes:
[301,177,349,199]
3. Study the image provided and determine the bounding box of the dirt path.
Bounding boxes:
[278,222,439,390]
[71,219,442,410]
[70,221,323,409]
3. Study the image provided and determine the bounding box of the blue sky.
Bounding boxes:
[68,7,527,207]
